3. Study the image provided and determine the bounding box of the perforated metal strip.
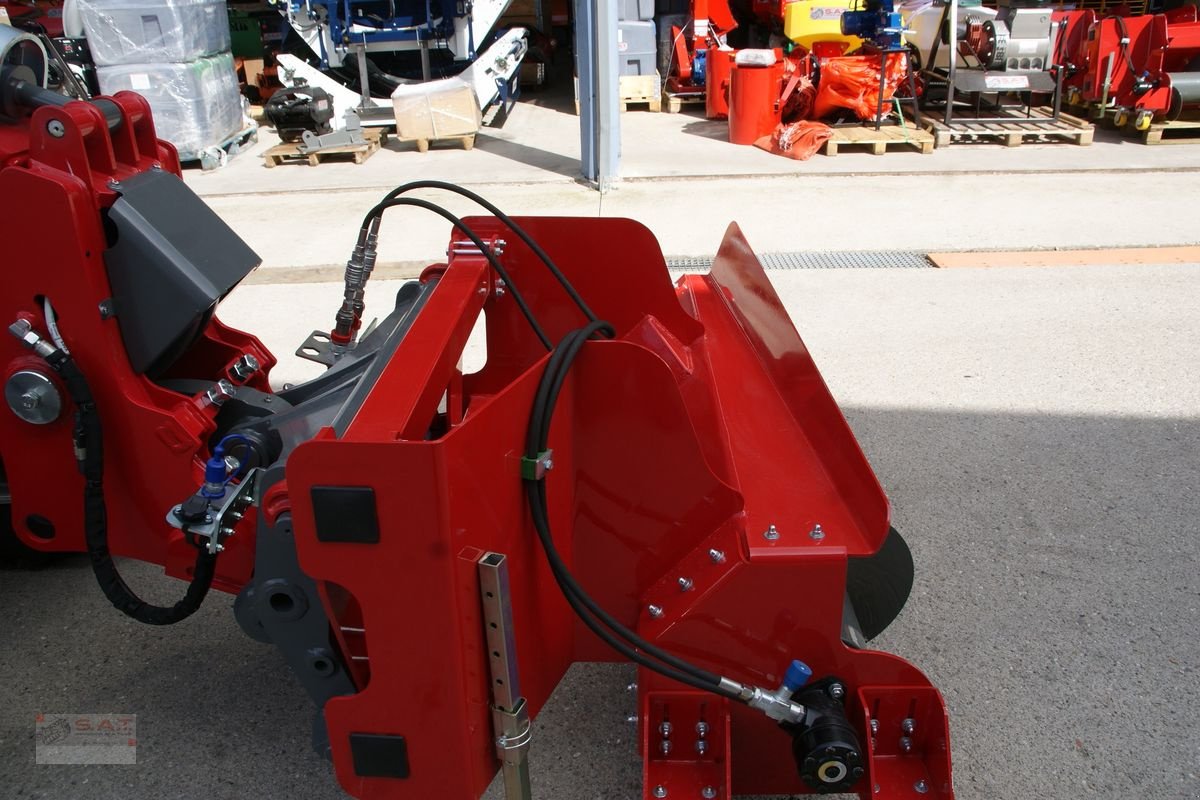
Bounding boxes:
[666,251,932,271]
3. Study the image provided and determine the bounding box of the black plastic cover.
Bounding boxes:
[349,733,410,779]
[103,168,260,375]
[311,486,380,544]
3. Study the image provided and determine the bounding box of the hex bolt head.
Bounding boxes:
[870,718,879,734]
[652,787,668,799]
[829,683,845,701]
[899,736,913,753]
[695,739,708,755]
[660,721,672,737]
[678,577,693,592]
[914,779,929,794]
[708,548,725,564]
[809,523,825,541]
[659,739,672,755]
[901,718,916,735]
[701,788,717,799]
[648,604,664,619]
[763,524,780,541]
[696,721,709,737]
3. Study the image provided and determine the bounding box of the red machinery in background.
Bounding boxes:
[1069,6,1200,130]
[0,26,953,800]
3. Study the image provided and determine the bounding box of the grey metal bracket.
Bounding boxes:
[165,468,260,555]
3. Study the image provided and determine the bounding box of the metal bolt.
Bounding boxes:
[701,787,717,799]
[678,577,693,592]
[495,278,506,298]
[19,391,39,409]
[652,787,667,799]
[695,739,708,755]
[648,604,664,619]
[870,719,879,734]
[763,524,780,541]
[627,682,638,692]
[626,714,638,724]
[809,524,825,541]
[829,683,845,700]
[899,736,913,753]
[660,721,672,737]
[659,739,672,755]
[232,354,260,380]
[696,721,708,737]
[708,548,725,564]
[901,718,915,735]
[206,379,236,406]
[46,119,65,138]
[914,780,929,794]
[107,179,120,190]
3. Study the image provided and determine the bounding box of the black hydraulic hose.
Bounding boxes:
[366,197,552,350]
[40,347,217,625]
[523,324,739,699]
[365,181,603,325]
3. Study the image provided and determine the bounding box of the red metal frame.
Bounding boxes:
[1080,10,1200,119]
[2,93,953,799]
[0,93,273,589]
[284,218,952,799]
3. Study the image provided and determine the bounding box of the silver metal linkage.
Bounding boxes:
[479,553,533,800]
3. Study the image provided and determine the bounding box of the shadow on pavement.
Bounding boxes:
[2,407,1197,800]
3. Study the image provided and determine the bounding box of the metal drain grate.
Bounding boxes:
[666,250,932,271]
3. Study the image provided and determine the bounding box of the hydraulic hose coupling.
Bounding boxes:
[201,452,230,499]
[721,659,812,725]
[9,319,56,359]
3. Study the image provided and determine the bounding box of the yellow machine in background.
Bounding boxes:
[784,0,865,51]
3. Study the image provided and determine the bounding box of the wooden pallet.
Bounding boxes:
[263,128,388,168]
[574,72,663,113]
[919,107,1094,147]
[662,89,705,114]
[1140,117,1200,145]
[410,133,475,153]
[1066,102,1200,145]
[821,123,935,156]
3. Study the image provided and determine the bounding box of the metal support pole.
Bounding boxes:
[573,0,620,191]
[355,43,371,113]
[419,36,432,82]
[479,553,533,800]
[944,0,958,127]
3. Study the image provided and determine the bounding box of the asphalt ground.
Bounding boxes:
[2,262,1198,800]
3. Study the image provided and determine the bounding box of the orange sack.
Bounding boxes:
[812,53,907,121]
[754,121,834,160]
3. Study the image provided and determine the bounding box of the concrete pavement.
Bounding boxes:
[3,262,1199,800]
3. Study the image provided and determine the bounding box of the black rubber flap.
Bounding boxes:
[846,526,915,641]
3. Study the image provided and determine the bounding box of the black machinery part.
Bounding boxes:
[265,84,336,142]
[785,676,867,794]
[845,526,915,641]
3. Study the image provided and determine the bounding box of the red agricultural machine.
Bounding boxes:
[1,25,953,800]
[1063,5,1200,130]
